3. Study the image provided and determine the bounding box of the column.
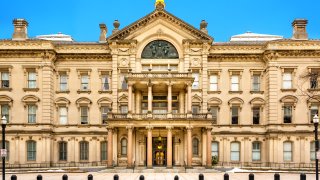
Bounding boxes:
[186,126,193,168]
[128,83,133,113]
[187,83,192,114]
[167,126,173,168]
[206,127,212,168]
[167,82,172,118]
[107,127,113,167]
[135,90,141,114]
[146,126,153,168]
[127,126,133,168]
[179,91,185,114]
[147,82,153,117]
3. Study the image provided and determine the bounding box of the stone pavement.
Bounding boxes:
[2,172,318,180]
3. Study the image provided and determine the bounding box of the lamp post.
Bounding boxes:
[314,114,319,180]
[1,116,7,180]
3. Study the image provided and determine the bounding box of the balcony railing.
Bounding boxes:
[129,72,191,79]
[109,113,211,120]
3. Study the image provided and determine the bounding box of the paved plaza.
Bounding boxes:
[2,172,318,180]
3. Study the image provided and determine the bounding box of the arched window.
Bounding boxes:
[101,141,108,161]
[58,141,67,161]
[283,141,293,161]
[121,138,127,156]
[0,141,9,161]
[27,140,36,161]
[141,40,179,59]
[192,138,199,155]
[252,141,261,161]
[79,141,89,161]
[230,141,240,161]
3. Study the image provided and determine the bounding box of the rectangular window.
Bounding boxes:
[283,73,292,89]
[211,142,219,159]
[192,105,200,114]
[1,72,9,88]
[81,75,89,90]
[252,75,260,91]
[28,105,36,123]
[231,75,239,91]
[28,72,37,88]
[231,106,239,124]
[80,107,88,124]
[120,105,128,114]
[101,142,108,161]
[311,141,316,161]
[310,105,318,123]
[59,107,68,125]
[252,107,260,124]
[60,74,68,91]
[209,75,218,91]
[80,142,89,161]
[192,73,199,89]
[283,106,292,123]
[27,141,36,161]
[101,75,110,91]
[120,74,128,90]
[101,106,109,124]
[1,105,9,123]
[252,142,261,161]
[283,142,292,161]
[211,107,218,123]
[59,142,67,161]
[230,142,240,161]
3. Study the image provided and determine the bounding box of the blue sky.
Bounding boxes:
[1,0,319,42]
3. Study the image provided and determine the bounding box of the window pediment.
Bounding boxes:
[0,95,13,106]
[228,97,244,108]
[118,94,128,103]
[55,97,70,107]
[76,97,92,108]
[22,95,40,107]
[280,95,298,104]
[208,97,222,106]
[250,97,265,105]
[97,97,112,107]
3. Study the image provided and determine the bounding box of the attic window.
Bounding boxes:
[141,40,179,59]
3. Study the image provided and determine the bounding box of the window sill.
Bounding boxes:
[308,88,320,92]
[208,91,221,94]
[77,90,91,94]
[229,91,243,94]
[280,88,297,92]
[23,88,39,92]
[98,90,112,94]
[0,87,12,91]
[250,91,264,94]
[56,90,70,94]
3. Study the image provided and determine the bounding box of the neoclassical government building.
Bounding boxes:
[0,0,320,169]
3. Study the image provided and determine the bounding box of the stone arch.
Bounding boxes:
[228,97,244,108]
[208,97,222,106]
[75,97,92,108]
[0,95,13,106]
[141,40,179,59]
[280,95,298,107]
[55,97,70,107]
[97,97,112,107]
[249,97,265,107]
[22,95,40,107]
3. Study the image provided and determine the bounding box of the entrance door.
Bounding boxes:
[152,137,167,166]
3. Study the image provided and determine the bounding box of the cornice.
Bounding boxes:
[56,53,112,61]
[0,40,54,50]
[0,49,53,58]
[209,54,263,62]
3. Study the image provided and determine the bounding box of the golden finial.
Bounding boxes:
[155,0,165,10]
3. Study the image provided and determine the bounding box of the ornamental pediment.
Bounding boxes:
[107,10,213,42]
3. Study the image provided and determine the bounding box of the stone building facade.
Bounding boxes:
[0,1,320,169]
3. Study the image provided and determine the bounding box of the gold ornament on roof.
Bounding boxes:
[155,0,165,10]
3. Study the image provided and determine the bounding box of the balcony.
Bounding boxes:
[108,113,211,120]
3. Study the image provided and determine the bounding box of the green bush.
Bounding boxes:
[212,155,218,166]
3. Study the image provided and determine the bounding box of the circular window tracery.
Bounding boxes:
[141,40,179,59]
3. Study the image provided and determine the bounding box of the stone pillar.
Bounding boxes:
[167,82,172,118]
[167,126,173,168]
[179,91,185,113]
[187,83,192,116]
[127,126,133,168]
[147,82,153,117]
[107,127,113,167]
[146,126,153,168]
[128,83,133,114]
[135,90,142,114]
[206,127,212,168]
[186,126,193,168]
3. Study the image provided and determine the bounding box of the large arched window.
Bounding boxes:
[141,40,179,59]
[121,138,127,156]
